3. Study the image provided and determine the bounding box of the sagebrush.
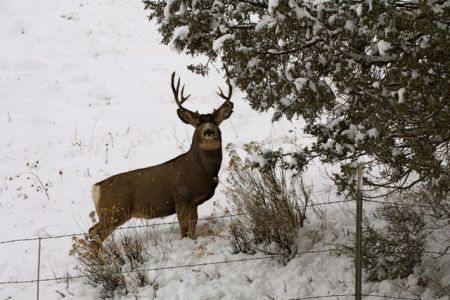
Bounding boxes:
[226,143,311,263]
[69,215,162,299]
[362,201,426,281]
[362,173,450,282]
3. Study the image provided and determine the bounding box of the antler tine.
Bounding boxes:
[171,72,180,107]
[217,81,233,102]
[181,84,191,104]
[171,72,192,109]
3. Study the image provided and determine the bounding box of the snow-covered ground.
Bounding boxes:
[0,1,448,299]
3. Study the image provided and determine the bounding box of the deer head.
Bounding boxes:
[171,72,234,151]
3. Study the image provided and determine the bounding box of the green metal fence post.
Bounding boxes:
[355,165,363,300]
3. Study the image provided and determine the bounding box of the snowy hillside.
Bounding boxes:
[0,1,448,299]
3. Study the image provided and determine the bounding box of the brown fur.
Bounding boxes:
[89,75,233,243]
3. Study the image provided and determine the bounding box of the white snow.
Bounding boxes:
[320,139,335,150]
[355,4,363,17]
[172,26,190,41]
[280,96,294,107]
[169,25,190,51]
[392,148,402,157]
[0,1,449,299]
[367,128,380,139]
[212,34,234,51]
[247,57,261,68]
[308,80,317,92]
[164,0,176,20]
[398,87,406,103]
[294,77,309,92]
[344,20,357,33]
[341,125,356,141]
[268,0,279,15]
[255,15,277,31]
[377,40,392,56]
[328,14,337,25]
[249,154,267,168]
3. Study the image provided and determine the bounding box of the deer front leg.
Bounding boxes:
[176,204,189,238]
[188,207,198,239]
[176,204,198,239]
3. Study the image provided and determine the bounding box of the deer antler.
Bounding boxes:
[171,72,192,110]
[214,81,233,115]
[217,81,232,103]
[213,80,234,124]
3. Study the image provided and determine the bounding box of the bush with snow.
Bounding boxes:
[144,0,450,198]
[225,143,311,264]
[70,216,158,299]
[362,201,426,281]
[361,173,450,287]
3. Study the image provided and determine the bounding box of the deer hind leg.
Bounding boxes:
[89,206,130,243]
[176,204,198,239]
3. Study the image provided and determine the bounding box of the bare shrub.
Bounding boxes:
[70,236,129,298]
[361,170,450,282]
[225,143,311,264]
[363,201,426,281]
[415,171,450,220]
[70,216,161,299]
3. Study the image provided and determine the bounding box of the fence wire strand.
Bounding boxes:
[0,213,241,245]
[289,294,355,299]
[361,294,421,300]
[0,199,355,246]
[362,199,436,209]
[289,294,420,300]
[0,249,339,286]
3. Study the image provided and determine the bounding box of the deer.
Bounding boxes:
[88,72,233,243]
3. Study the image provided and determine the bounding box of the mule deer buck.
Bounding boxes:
[89,72,233,243]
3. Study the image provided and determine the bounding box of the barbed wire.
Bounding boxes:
[289,293,420,300]
[361,294,421,300]
[289,294,354,299]
[0,248,339,285]
[8,196,441,247]
[335,243,449,257]
[0,213,241,245]
[362,199,436,209]
[1,198,448,252]
[0,199,355,246]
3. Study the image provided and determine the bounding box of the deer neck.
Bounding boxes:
[188,141,222,179]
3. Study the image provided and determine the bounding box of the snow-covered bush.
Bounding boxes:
[70,222,156,299]
[415,171,450,220]
[362,171,450,282]
[362,201,426,281]
[225,143,310,264]
[144,0,450,197]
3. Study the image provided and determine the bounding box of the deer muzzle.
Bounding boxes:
[202,124,218,140]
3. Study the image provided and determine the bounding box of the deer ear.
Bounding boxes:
[214,102,234,125]
[177,109,199,126]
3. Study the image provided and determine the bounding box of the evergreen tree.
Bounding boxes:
[144,0,450,196]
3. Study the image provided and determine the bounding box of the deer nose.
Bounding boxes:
[204,129,215,137]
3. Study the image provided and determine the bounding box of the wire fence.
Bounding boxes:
[0,200,357,246]
[290,295,421,300]
[0,196,447,299]
[0,249,339,286]
[0,213,242,245]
